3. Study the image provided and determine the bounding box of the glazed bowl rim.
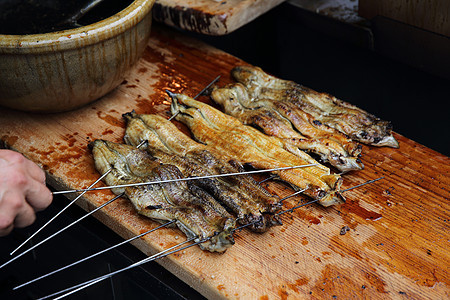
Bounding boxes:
[0,0,155,53]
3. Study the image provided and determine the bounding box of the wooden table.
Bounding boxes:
[152,0,285,35]
[0,25,448,299]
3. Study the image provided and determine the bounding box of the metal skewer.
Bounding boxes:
[8,170,111,257]
[342,176,384,193]
[280,188,307,202]
[1,193,122,270]
[258,174,277,184]
[38,236,203,300]
[36,177,385,299]
[15,189,310,288]
[168,75,221,121]
[38,188,315,299]
[6,77,224,263]
[62,0,105,27]
[5,140,150,261]
[14,176,309,287]
[13,219,176,290]
[53,164,318,195]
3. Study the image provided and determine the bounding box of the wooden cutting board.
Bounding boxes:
[152,0,285,35]
[0,25,448,299]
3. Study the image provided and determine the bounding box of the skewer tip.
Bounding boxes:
[165,89,176,98]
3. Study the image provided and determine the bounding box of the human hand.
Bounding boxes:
[0,150,52,236]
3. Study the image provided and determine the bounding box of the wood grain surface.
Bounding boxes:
[0,25,449,299]
[152,0,285,35]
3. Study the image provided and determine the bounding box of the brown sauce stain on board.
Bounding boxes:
[329,234,364,260]
[365,271,388,293]
[102,129,114,135]
[1,135,19,146]
[364,234,448,289]
[284,277,309,295]
[310,264,367,298]
[134,95,170,115]
[97,111,124,128]
[301,237,308,245]
[286,283,298,294]
[139,229,149,234]
[29,141,87,179]
[164,241,180,249]
[296,278,309,286]
[340,200,382,221]
[294,209,321,225]
[278,286,289,300]
[29,146,55,158]
[217,284,229,297]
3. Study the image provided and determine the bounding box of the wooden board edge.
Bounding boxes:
[152,0,285,35]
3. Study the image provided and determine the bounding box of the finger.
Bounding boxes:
[2,150,46,183]
[13,201,36,228]
[0,222,13,237]
[0,191,24,235]
[24,158,47,183]
[25,179,53,212]
[0,208,15,236]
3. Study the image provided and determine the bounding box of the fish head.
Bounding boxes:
[231,65,261,86]
[201,228,235,253]
[211,83,255,114]
[90,140,158,189]
[123,111,148,147]
[169,92,193,119]
[373,135,399,148]
[169,93,211,131]
[123,112,171,152]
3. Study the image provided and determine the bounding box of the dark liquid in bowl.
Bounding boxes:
[0,0,134,35]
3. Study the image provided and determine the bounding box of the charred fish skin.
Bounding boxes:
[170,93,344,207]
[91,140,235,252]
[210,83,364,172]
[231,65,399,148]
[123,112,282,231]
[146,147,277,232]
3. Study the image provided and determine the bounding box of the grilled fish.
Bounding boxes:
[231,66,399,148]
[170,93,344,207]
[90,139,236,252]
[211,83,364,172]
[123,112,282,232]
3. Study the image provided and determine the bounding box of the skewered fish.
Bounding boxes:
[169,93,344,207]
[231,66,399,148]
[90,139,236,252]
[123,112,281,232]
[211,83,364,172]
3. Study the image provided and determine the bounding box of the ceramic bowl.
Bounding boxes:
[0,0,155,113]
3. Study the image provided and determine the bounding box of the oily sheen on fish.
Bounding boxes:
[169,93,344,207]
[211,83,364,172]
[123,112,282,232]
[231,65,399,148]
[90,139,235,252]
